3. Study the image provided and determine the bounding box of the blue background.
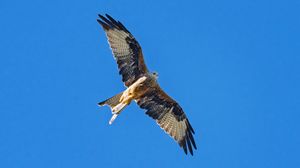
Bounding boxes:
[0,0,299,167]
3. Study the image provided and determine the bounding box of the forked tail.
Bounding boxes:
[98,92,123,109]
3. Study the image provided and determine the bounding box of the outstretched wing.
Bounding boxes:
[136,85,197,155]
[97,14,148,87]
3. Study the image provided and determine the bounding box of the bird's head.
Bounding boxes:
[151,71,159,79]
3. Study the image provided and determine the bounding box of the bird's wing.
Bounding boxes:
[136,84,197,155]
[97,14,148,87]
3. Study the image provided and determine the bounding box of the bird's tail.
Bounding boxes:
[98,92,123,109]
[98,92,128,124]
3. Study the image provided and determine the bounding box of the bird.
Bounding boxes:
[97,14,197,155]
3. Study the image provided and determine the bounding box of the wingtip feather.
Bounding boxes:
[97,19,110,30]
[105,13,112,19]
[186,119,195,134]
[181,139,188,155]
[186,134,194,155]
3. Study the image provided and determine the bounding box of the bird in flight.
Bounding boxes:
[97,14,197,155]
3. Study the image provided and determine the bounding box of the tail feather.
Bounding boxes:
[98,100,107,106]
[98,91,130,124]
[98,92,123,109]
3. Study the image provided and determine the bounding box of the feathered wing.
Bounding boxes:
[97,14,148,87]
[136,85,197,155]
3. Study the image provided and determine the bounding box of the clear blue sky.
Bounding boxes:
[0,0,299,167]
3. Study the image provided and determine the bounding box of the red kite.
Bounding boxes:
[97,14,197,155]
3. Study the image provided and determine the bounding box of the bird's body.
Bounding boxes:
[97,14,197,155]
[99,73,156,124]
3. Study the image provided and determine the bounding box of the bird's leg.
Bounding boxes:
[109,95,131,125]
[110,76,147,125]
[112,88,133,113]
[119,88,132,104]
[119,76,147,103]
[109,114,118,125]
[109,88,133,124]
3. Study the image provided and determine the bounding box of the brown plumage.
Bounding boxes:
[97,14,197,155]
